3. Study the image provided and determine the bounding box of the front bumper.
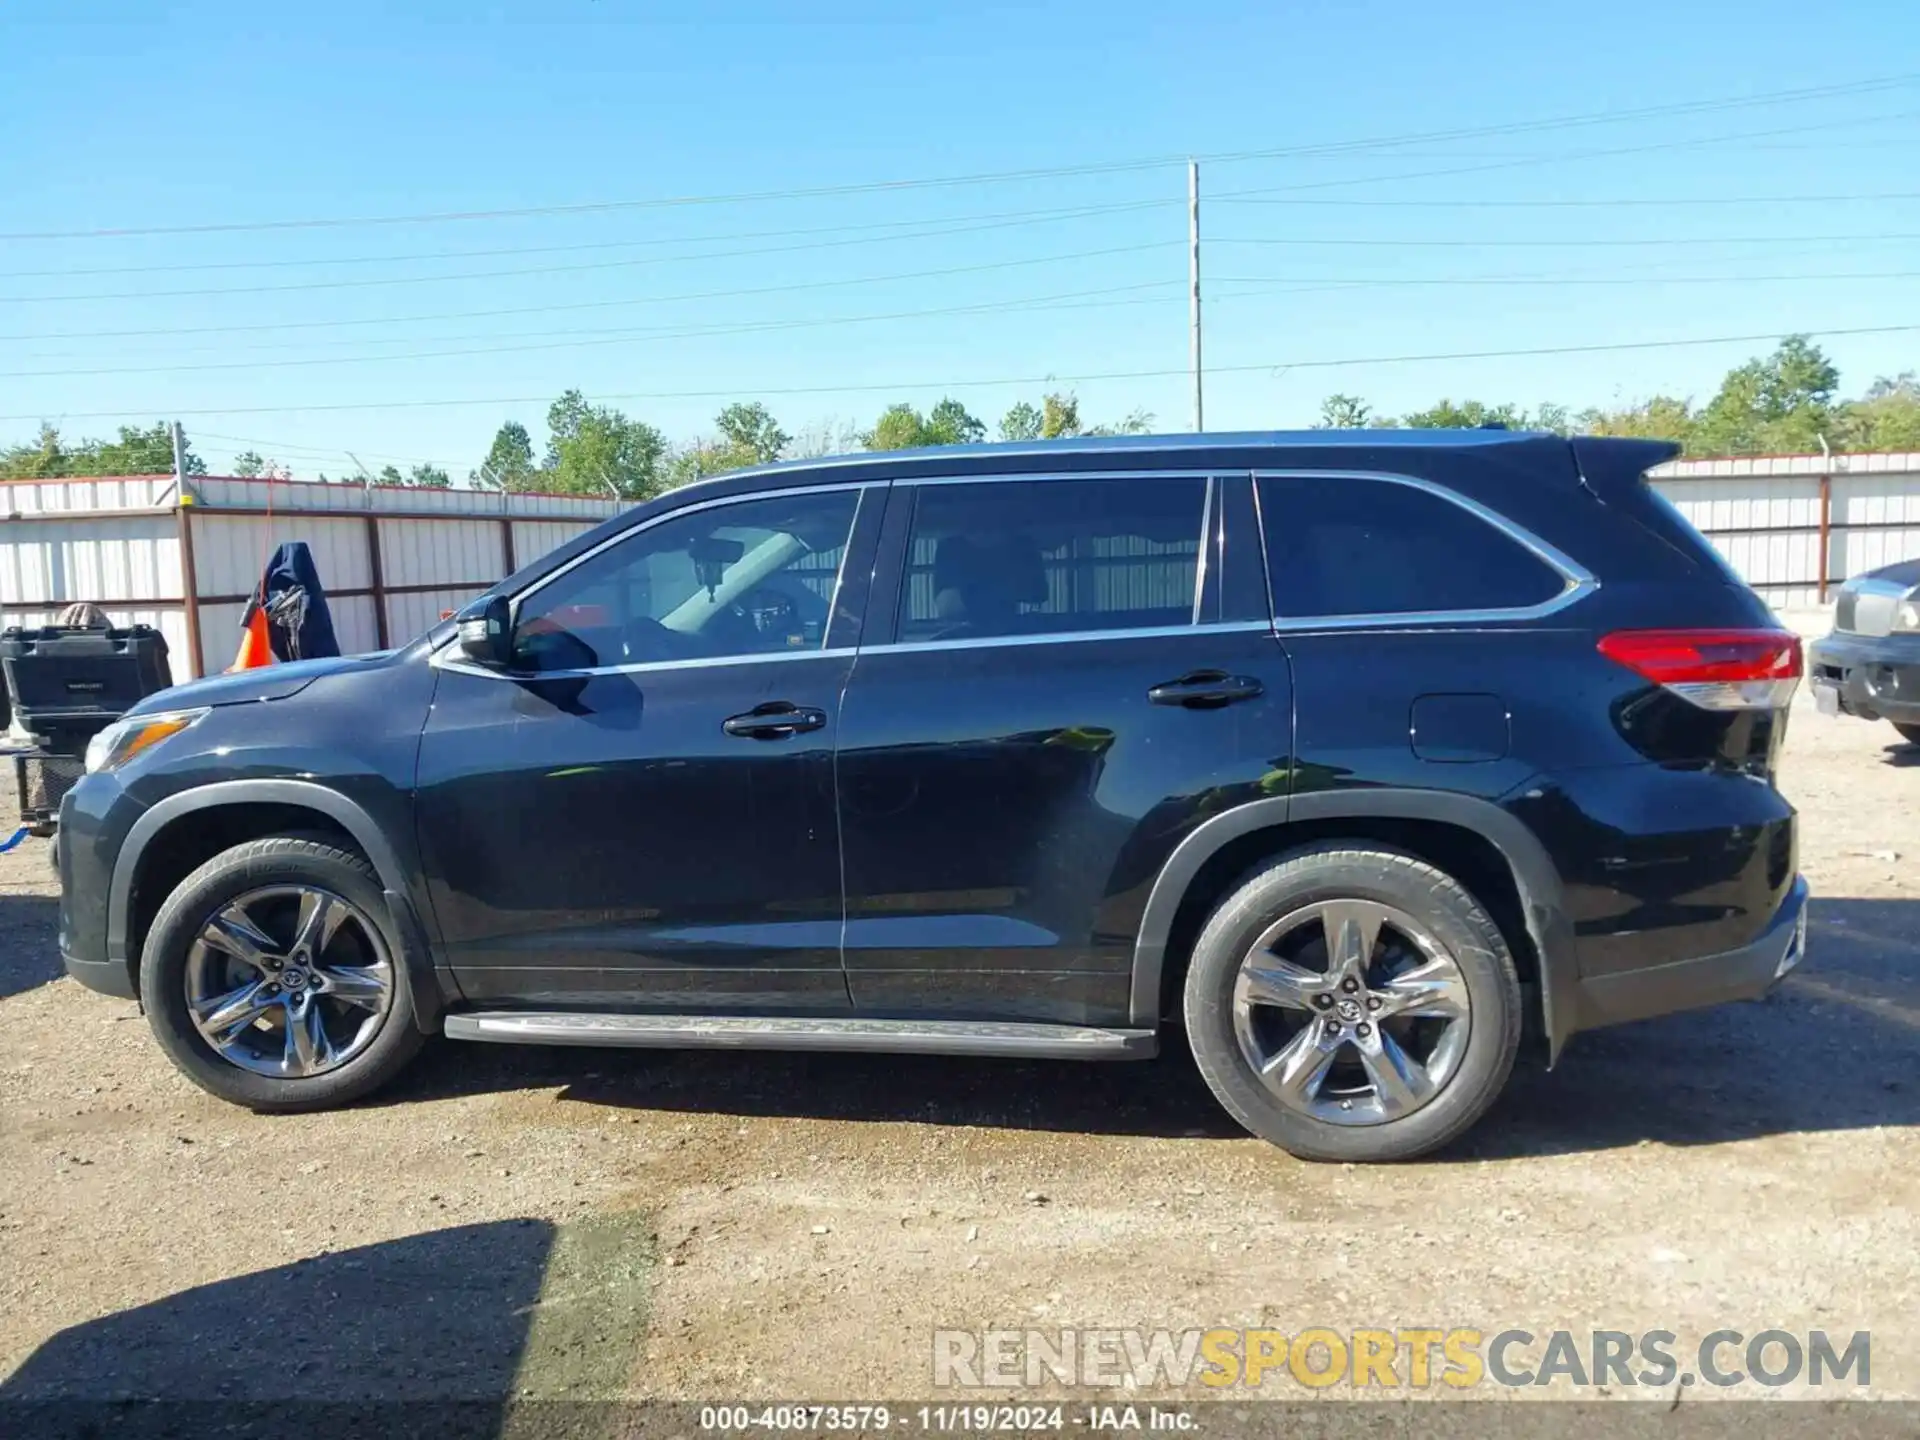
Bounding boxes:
[54,773,139,999]
[1571,874,1809,1032]
[1808,631,1920,724]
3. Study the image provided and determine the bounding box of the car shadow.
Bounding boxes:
[1878,738,1920,767]
[385,897,1918,1158]
[0,893,63,1000]
[0,1218,567,1436]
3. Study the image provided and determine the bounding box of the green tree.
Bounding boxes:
[89,422,206,476]
[1040,392,1084,438]
[1839,373,1920,452]
[1314,394,1378,429]
[927,397,986,445]
[0,421,205,479]
[1578,395,1698,445]
[1400,398,1531,430]
[862,397,986,450]
[399,463,451,488]
[0,424,69,479]
[1693,335,1839,455]
[715,401,791,464]
[231,451,266,478]
[864,404,930,451]
[474,420,538,490]
[543,390,668,500]
[998,402,1042,441]
[667,402,794,487]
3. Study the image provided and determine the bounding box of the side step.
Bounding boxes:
[442,1011,1158,1061]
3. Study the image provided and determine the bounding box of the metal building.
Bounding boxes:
[0,474,620,680]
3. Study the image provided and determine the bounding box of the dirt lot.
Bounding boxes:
[2,686,1916,1413]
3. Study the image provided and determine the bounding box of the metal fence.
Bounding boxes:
[0,475,620,679]
[1649,451,1920,610]
[4,453,1917,677]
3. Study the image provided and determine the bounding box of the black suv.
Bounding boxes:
[56,431,1809,1162]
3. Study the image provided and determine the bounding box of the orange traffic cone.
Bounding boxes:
[228,603,274,672]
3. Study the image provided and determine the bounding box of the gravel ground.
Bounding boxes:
[1,687,1915,1412]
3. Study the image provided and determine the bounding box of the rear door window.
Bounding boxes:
[1257,474,1567,619]
[895,477,1206,642]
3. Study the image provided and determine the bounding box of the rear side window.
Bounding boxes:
[1258,474,1566,619]
[898,477,1205,642]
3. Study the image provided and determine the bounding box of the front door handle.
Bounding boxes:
[722,702,828,739]
[1147,671,1265,709]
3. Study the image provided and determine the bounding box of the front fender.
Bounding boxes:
[106,778,444,1030]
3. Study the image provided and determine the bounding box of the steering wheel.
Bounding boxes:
[699,586,804,650]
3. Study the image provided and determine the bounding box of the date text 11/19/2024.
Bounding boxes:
[697,1404,1193,1432]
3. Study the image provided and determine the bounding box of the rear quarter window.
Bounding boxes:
[1257,474,1568,618]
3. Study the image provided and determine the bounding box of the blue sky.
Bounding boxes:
[2,0,1917,479]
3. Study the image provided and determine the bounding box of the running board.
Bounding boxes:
[442,1011,1158,1061]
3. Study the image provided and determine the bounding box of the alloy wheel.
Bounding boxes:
[1231,897,1471,1126]
[183,885,395,1078]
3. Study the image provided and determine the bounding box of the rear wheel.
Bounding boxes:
[1893,722,1920,746]
[139,836,423,1111]
[1182,844,1521,1162]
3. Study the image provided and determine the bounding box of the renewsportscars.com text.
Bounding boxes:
[932,1327,1871,1391]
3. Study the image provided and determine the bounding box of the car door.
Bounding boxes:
[833,470,1294,1027]
[415,482,881,1011]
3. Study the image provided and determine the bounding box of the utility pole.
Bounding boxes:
[1188,159,1204,433]
[169,420,188,487]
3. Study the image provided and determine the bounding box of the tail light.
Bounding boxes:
[1597,628,1802,711]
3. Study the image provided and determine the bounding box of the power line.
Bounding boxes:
[0,282,1186,379]
[0,242,1177,340]
[18,257,1902,367]
[0,198,1171,281]
[5,73,1912,241]
[8,322,1914,424]
[192,433,457,470]
[1213,231,1920,249]
[1215,268,1920,291]
[1210,108,1920,201]
[1215,190,1920,209]
[0,232,1179,305]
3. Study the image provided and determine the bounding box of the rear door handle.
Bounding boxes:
[722,702,828,739]
[1147,671,1264,709]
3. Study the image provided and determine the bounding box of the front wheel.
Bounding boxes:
[1892,721,1920,746]
[138,836,424,1112]
[1182,845,1522,1162]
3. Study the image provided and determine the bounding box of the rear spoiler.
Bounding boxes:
[1569,436,1683,502]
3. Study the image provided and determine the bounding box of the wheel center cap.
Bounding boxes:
[281,969,308,990]
[1335,997,1363,1022]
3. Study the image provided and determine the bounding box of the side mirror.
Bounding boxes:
[454,595,513,670]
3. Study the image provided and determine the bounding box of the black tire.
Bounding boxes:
[138,836,424,1112]
[1893,722,1920,746]
[1182,844,1522,1163]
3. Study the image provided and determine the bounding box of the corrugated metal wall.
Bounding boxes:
[1651,452,1920,610]
[0,476,619,679]
[4,456,1916,679]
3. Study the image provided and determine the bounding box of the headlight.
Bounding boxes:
[1894,596,1920,633]
[84,708,209,774]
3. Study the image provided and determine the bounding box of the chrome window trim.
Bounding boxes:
[871,619,1274,658]
[428,479,874,676]
[1254,468,1598,630]
[1191,476,1216,625]
[432,643,860,682]
[895,468,1220,488]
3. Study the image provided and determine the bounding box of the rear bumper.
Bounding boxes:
[1570,874,1808,1032]
[1809,632,1920,723]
